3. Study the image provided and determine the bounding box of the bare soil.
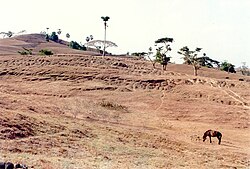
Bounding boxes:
[0,35,249,169]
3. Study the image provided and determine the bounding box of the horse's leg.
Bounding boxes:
[209,136,212,143]
[217,136,221,145]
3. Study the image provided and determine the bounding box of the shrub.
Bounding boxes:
[39,49,53,55]
[18,47,32,55]
[100,100,128,112]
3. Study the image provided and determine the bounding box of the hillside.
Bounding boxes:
[0,33,99,55]
[0,36,249,168]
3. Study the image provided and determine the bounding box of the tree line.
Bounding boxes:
[132,36,248,76]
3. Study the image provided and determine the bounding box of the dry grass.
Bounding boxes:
[0,34,249,168]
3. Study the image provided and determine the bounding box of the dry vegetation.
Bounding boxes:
[0,34,249,168]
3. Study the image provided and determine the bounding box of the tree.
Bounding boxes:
[45,34,50,42]
[220,61,236,73]
[57,29,62,36]
[66,33,70,41]
[0,31,14,38]
[131,52,148,58]
[101,16,110,57]
[239,62,250,76]
[178,46,202,76]
[197,53,220,68]
[6,31,13,38]
[1,30,26,39]
[90,35,93,40]
[86,35,93,43]
[86,36,90,42]
[50,32,59,42]
[69,41,86,50]
[154,37,173,70]
[146,37,173,70]
[16,30,26,35]
[85,40,117,54]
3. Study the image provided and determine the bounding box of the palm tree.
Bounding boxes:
[86,36,90,42]
[66,33,70,41]
[90,35,93,40]
[101,16,110,57]
[57,29,62,36]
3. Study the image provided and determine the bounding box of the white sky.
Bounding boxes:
[1,0,249,67]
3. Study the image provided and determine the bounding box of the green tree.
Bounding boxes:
[45,34,50,42]
[131,52,148,58]
[69,41,86,50]
[151,37,173,70]
[178,46,202,76]
[197,53,220,68]
[220,61,236,73]
[50,32,59,42]
[101,16,110,57]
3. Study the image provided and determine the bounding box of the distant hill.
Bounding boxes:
[0,33,100,55]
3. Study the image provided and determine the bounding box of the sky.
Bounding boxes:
[1,0,249,67]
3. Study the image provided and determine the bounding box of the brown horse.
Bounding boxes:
[203,130,222,145]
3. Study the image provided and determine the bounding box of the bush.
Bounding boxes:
[100,100,128,112]
[39,49,53,55]
[18,48,32,55]
[69,41,86,51]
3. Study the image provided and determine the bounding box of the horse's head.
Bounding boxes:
[202,133,207,142]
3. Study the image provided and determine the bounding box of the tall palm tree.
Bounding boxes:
[101,16,110,57]
[66,33,70,41]
[57,29,62,36]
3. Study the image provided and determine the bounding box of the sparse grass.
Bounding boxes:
[99,100,129,113]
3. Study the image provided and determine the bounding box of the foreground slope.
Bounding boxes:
[0,54,249,168]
